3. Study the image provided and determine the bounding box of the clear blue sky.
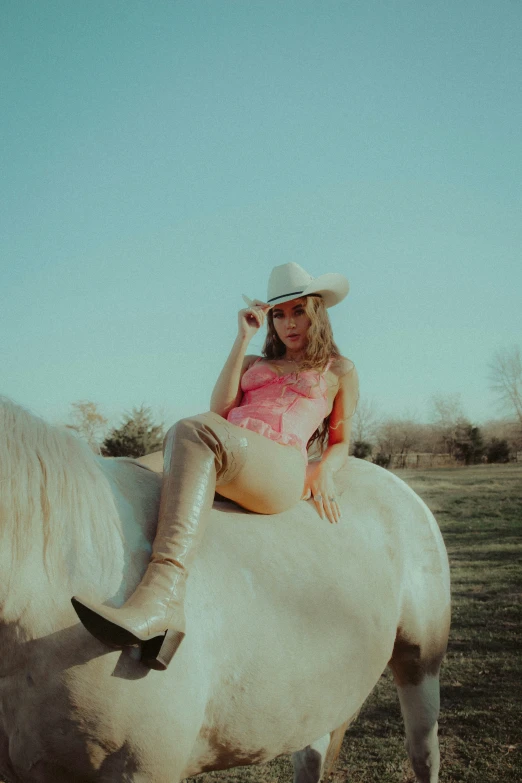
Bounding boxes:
[2,0,521,431]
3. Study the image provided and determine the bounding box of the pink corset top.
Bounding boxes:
[227,358,333,460]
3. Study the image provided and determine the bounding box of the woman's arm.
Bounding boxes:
[305,359,359,523]
[321,359,359,470]
[210,304,270,418]
[210,338,255,418]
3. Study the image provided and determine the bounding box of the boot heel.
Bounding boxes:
[140,629,185,671]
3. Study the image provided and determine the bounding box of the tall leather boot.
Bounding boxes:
[71,413,248,670]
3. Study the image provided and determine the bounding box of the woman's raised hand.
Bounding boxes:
[238,304,270,342]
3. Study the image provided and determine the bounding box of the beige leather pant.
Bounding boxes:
[137,412,307,515]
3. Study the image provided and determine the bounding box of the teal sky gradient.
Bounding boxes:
[2,1,521,430]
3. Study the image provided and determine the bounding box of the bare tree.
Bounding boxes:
[429,393,467,456]
[68,401,108,453]
[489,346,522,425]
[352,397,381,445]
[374,417,423,466]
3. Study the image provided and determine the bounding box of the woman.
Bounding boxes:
[72,262,359,670]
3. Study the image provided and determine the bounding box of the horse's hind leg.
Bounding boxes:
[291,717,354,783]
[323,713,360,779]
[390,636,445,783]
[396,675,441,783]
[292,734,330,783]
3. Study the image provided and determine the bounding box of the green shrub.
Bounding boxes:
[486,437,511,463]
[353,440,373,459]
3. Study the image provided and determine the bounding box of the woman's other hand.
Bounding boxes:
[238,304,270,342]
[303,462,341,524]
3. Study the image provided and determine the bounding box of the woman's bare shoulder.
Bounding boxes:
[330,355,356,377]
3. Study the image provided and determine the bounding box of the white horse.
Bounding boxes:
[0,397,450,783]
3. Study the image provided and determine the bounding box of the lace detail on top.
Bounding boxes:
[227,359,332,459]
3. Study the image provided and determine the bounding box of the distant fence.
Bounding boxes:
[384,451,521,469]
[390,453,457,469]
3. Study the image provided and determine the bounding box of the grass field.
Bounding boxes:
[196,463,522,783]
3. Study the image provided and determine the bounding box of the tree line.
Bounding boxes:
[352,346,522,467]
[67,346,522,468]
[352,397,520,468]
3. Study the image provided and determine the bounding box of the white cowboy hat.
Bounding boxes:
[243,262,349,309]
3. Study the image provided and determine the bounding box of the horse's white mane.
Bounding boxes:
[0,397,123,581]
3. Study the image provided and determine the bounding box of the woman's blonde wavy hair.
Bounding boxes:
[262,295,341,454]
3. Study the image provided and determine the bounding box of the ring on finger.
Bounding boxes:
[314,493,323,502]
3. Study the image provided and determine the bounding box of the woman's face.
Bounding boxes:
[271,297,312,354]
